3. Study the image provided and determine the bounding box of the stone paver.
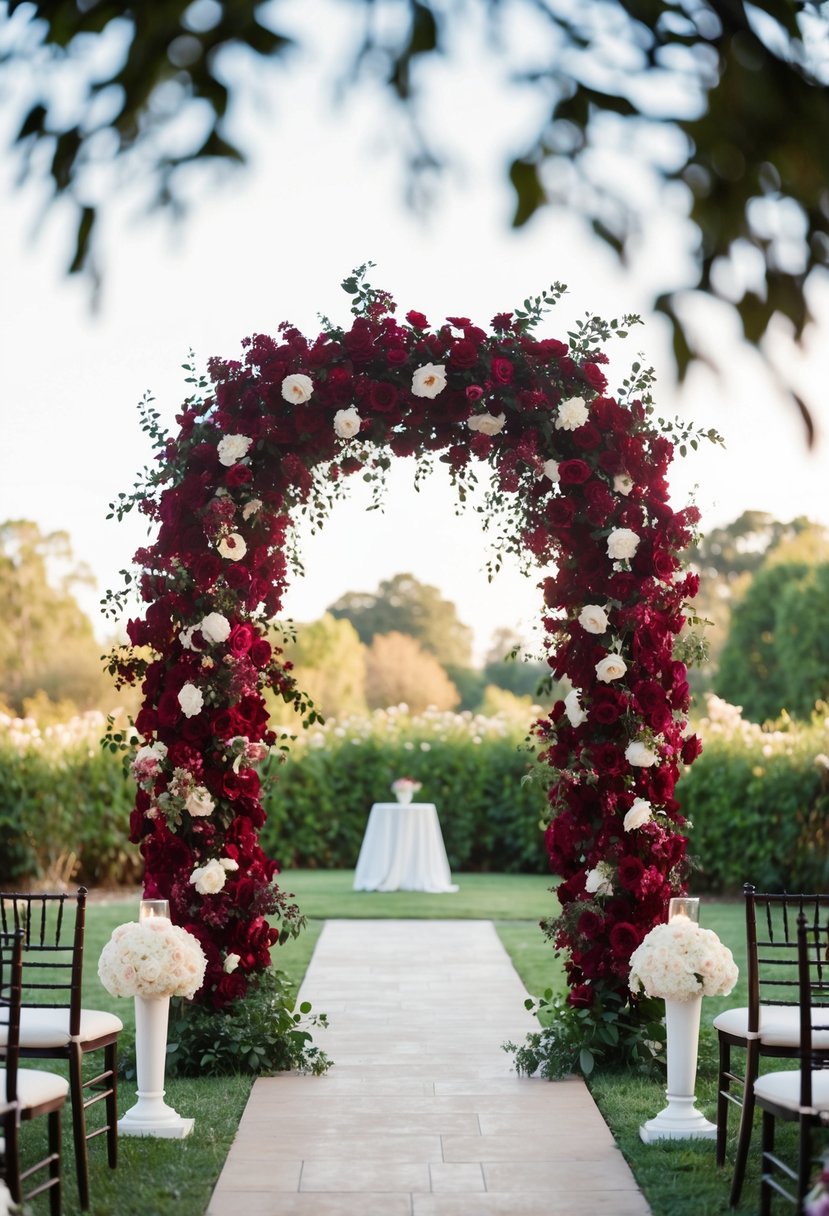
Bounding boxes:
[207,920,650,1216]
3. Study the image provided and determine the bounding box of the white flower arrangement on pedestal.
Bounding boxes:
[391,777,422,798]
[629,919,738,1003]
[98,919,207,1001]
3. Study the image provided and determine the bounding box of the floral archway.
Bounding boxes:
[107,266,706,1018]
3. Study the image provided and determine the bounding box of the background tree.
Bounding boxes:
[715,525,829,721]
[364,631,459,713]
[3,1,828,431]
[328,572,473,669]
[0,519,114,712]
[282,613,367,719]
[482,628,551,703]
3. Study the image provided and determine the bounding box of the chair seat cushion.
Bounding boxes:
[0,1007,123,1049]
[754,1067,829,1113]
[0,1066,69,1109]
[712,1004,829,1049]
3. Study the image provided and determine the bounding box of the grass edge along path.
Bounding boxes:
[46,878,768,1215]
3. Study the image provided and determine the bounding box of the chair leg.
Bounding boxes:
[69,1041,91,1210]
[105,1041,119,1169]
[729,1038,760,1207]
[798,1114,813,1211]
[759,1108,775,1216]
[4,1115,21,1204]
[48,1109,62,1216]
[716,1036,731,1167]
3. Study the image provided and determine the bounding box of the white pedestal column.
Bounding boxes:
[640,996,717,1143]
[118,995,194,1139]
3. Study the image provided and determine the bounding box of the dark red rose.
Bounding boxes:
[491,356,514,384]
[386,347,408,366]
[369,381,399,412]
[582,362,608,392]
[558,459,591,485]
[567,984,594,1008]
[156,690,181,728]
[449,339,479,369]
[249,638,272,668]
[225,463,252,488]
[609,921,643,958]
[681,734,703,765]
[406,310,428,328]
[213,972,248,1007]
[228,623,255,656]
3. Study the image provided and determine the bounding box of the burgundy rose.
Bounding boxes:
[228,623,255,656]
[449,339,479,369]
[369,381,399,412]
[558,459,591,485]
[406,310,428,328]
[491,356,514,384]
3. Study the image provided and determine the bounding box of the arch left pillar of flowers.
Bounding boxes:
[108,268,705,1013]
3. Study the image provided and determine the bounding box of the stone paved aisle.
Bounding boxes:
[207,920,651,1216]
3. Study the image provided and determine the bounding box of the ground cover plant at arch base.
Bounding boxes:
[105,265,718,1054]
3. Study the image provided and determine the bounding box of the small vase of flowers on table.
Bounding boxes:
[391,777,422,805]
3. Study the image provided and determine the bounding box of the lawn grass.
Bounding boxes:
[17,881,796,1216]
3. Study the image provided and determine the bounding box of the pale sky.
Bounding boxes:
[1,4,827,664]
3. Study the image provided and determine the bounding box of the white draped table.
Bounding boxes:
[352,802,459,893]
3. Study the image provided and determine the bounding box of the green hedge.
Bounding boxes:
[1,701,827,891]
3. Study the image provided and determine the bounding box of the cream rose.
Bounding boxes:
[614,473,634,496]
[595,654,627,683]
[333,407,362,439]
[411,363,446,398]
[217,533,247,561]
[585,865,613,897]
[626,740,658,767]
[578,604,609,635]
[564,688,587,728]
[200,611,231,645]
[281,373,314,404]
[177,683,204,718]
[185,786,215,818]
[555,395,589,431]
[216,434,253,467]
[189,859,228,895]
[542,459,560,483]
[624,798,653,831]
[223,953,241,974]
[607,528,640,561]
[242,498,262,520]
[467,412,506,436]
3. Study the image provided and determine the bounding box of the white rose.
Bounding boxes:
[334,407,362,439]
[624,798,653,831]
[411,363,446,398]
[467,412,506,436]
[242,498,262,520]
[217,533,247,561]
[177,683,204,718]
[281,373,314,404]
[220,857,239,872]
[216,434,253,467]
[607,528,640,561]
[200,612,231,645]
[223,953,241,974]
[595,654,627,683]
[137,742,167,763]
[626,740,658,767]
[179,625,197,651]
[189,859,228,895]
[614,473,634,496]
[585,866,613,896]
[185,786,215,818]
[578,604,609,635]
[564,688,587,728]
[542,459,560,483]
[555,395,589,431]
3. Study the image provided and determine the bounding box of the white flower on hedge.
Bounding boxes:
[177,683,204,718]
[216,434,253,467]
[224,953,241,974]
[281,373,314,404]
[578,604,609,635]
[555,395,589,431]
[585,863,613,897]
[411,363,446,398]
[626,739,658,767]
[624,798,653,831]
[189,858,236,895]
[614,473,634,496]
[333,407,362,439]
[217,532,247,561]
[467,412,506,436]
[564,688,587,728]
[595,654,627,683]
[607,528,640,561]
[200,611,231,645]
[185,786,215,818]
[542,458,560,483]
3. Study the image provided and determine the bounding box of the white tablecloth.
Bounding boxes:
[353,802,459,893]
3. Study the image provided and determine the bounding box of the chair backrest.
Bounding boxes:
[0,928,24,1103]
[744,884,829,1033]
[0,889,87,1034]
[796,910,829,1110]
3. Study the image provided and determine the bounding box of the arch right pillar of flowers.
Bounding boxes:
[108,271,703,1016]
